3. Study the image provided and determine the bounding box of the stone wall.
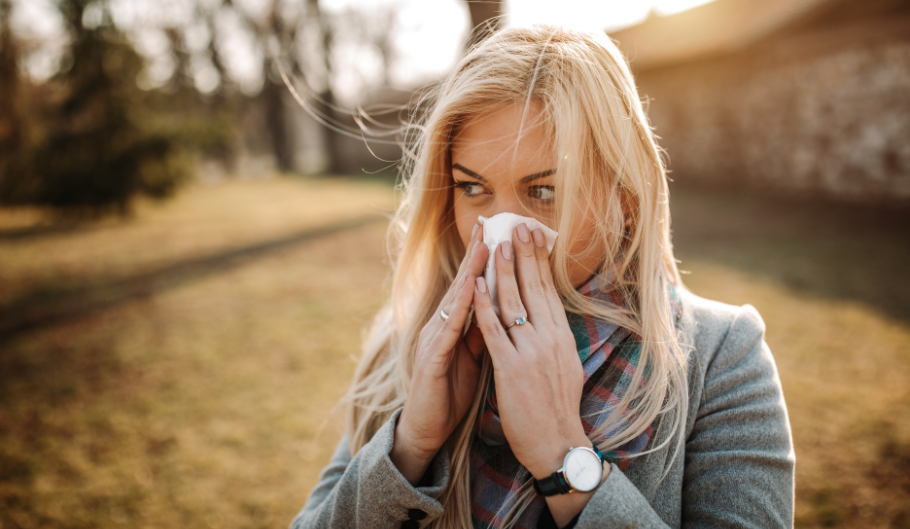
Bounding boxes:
[636,41,910,202]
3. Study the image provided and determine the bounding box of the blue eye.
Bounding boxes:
[529,185,555,201]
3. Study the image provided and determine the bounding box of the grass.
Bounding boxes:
[670,185,910,528]
[0,177,908,528]
[0,177,395,529]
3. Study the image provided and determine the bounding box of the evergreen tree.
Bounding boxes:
[0,0,189,217]
[0,0,21,175]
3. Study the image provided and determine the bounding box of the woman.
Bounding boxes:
[292,25,794,529]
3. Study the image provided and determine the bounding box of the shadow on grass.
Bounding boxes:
[0,225,71,241]
[0,223,105,241]
[670,183,910,324]
[0,215,382,345]
[0,312,147,529]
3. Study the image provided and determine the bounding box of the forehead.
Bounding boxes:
[450,102,555,179]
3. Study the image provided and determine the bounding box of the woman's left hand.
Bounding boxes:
[471,222,594,482]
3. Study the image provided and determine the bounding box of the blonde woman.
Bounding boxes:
[292,25,794,529]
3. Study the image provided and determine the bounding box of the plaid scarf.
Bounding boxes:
[468,271,683,529]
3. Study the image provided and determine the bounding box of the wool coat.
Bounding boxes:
[292,287,795,528]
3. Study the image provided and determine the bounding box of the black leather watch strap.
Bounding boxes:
[533,471,571,496]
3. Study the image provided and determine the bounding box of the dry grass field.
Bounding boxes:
[0,176,908,529]
[671,187,910,528]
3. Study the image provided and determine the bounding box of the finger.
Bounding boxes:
[431,224,486,333]
[513,223,554,328]
[493,240,537,347]
[472,276,517,369]
[437,238,488,333]
[466,227,491,278]
[494,240,527,328]
[531,228,566,326]
[430,272,478,359]
[458,222,486,276]
[441,223,484,307]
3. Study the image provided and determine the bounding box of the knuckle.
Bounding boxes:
[475,289,490,306]
[486,323,506,340]
[504,296,524,313]
[519,245,536,259]
[527,279,546,298]
[443,319,462,335]
[545,281,559,297]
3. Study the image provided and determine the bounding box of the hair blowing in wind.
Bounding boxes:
[343,25,688,529]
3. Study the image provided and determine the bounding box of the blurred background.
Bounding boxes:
[0,0,909,528]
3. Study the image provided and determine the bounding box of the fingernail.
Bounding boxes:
[472,223,479,239]
[532,229,545,248]
[517,223,530,243]
[500,241,512,261]
[475,276,487,293]
[472,241,482,256]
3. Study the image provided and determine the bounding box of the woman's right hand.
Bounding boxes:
[390,223,490,484]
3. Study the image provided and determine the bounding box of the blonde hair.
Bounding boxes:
[343,25,687,529]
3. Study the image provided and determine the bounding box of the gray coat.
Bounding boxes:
[292,288,795,528]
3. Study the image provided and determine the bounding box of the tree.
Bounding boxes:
[0,0,21,171]
[464,0,505,49]
[0,0,189,217]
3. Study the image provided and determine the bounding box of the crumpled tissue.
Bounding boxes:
[478,212,558,315]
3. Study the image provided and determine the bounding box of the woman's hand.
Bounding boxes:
[391,223,490,484]
[472,223,608,525]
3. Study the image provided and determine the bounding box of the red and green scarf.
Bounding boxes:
[469,271,682,529]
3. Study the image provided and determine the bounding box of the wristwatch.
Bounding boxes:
[533,442,606,496]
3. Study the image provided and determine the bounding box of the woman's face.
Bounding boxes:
[449,102,602,289]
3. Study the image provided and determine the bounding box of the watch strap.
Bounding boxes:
[533,470,572,496]
[591,440,606,465]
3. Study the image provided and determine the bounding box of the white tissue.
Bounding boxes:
[478,213,559,315]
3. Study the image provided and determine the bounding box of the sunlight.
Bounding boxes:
[654,0,718,15]
[508,0,719,32]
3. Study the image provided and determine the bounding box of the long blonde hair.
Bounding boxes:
[343,25,687,529]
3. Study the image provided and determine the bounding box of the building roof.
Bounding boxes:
[609,0,833,71]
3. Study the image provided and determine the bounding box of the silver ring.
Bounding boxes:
[440,308,450,321]
[506,315,529,329]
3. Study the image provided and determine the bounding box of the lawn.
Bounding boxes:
[670,186,910,527]
[0,177,907,528]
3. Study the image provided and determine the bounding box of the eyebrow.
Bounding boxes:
[452,163,555,184]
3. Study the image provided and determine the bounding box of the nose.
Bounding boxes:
[485,189,529,219]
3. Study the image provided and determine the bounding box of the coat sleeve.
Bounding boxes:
[290,407,452,529]
[573,304,795,528]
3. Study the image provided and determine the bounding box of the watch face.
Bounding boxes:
[564,448,603,492]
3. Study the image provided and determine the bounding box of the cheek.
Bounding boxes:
[562,214,596,255]
[566,232,587,255]
[561,218,607,285]
[564,232,595,270]
[452,196,475,249]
